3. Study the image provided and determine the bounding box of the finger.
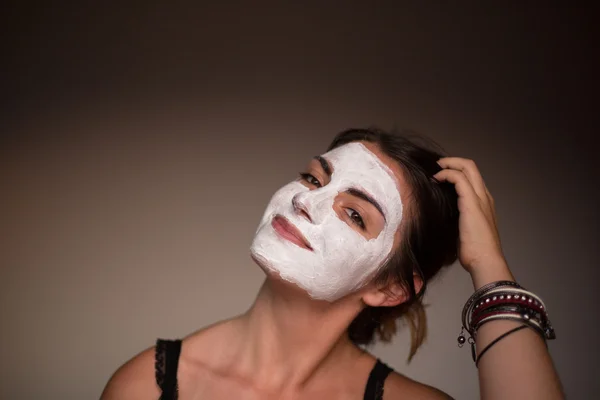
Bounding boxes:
[437,157,488,201]
[433,169,480,208]
[484,186,499,228]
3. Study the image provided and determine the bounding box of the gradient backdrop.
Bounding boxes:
[1,3,597,399]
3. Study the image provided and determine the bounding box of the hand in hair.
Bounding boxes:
[433,158,514,287]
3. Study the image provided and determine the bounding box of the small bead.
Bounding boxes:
[540,305,544,309]
[493,296,497,301]
[458,336,466,344]
[485,298,490,303]
[500,295,504,300]
[515,295,520,299]
[523,314,530,320]
[528,298,533,303]
[507,295,512,299]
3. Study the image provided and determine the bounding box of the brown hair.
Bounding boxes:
[328,128,459,362]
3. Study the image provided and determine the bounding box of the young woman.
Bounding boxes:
[101,128,564,399]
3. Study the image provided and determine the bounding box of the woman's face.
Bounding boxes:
[250,141,408,302]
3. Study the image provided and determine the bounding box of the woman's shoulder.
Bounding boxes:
[100,320,235,399]
[383,370,454,400]
[100,345,160,400]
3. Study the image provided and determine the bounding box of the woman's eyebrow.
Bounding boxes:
[346,188,386,222]
[314,155,332,176]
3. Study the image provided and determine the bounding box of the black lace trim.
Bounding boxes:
[155,339,167,391]
[155,339,181,400]
[364,359,393,400]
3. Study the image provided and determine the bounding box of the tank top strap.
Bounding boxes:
[363,359,393,400]
[155,339,182,400]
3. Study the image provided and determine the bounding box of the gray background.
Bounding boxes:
[1,2,596,399]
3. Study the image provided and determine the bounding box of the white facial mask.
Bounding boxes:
[250,142,403,301]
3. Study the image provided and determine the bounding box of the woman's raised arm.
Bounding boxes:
[434,157,564,400]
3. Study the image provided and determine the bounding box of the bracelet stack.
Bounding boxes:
[457,280,556,367]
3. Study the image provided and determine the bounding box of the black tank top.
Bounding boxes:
[155,339,393,400]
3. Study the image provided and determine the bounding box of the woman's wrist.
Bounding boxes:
[469,260,515,291]
[458,270,556,366]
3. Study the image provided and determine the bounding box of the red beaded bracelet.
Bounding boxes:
[472,294,547,323]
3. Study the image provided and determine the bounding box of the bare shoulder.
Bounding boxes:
[100,319,237,399]
[384,371,454,400]
[100,346,160,400]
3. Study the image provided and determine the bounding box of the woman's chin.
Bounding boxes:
[250,252,278,276]
[250,251,291,281]
[263,266,305,293]
[250,255,315,298]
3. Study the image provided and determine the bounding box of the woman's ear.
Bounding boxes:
[362,274,423,308]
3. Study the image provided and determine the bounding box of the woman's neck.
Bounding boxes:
[232,278,365,392]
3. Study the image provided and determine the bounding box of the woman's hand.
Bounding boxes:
[433,157,515,289]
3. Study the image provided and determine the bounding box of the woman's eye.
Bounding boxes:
[300,173,322,188]
[345,208,365,230]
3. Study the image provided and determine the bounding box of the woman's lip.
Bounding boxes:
[271,215,313,251]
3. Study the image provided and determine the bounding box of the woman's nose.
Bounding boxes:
[292,193,313,223]
[292,186,337,224]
